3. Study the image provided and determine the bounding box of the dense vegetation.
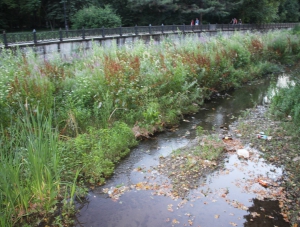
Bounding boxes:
[1,28,300,226]
[1,0,300,31]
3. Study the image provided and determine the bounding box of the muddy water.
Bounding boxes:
[75,77,289,227]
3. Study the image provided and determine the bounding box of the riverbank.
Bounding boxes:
[231,104,300,225]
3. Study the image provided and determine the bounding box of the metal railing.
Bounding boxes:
[1,23,297,47]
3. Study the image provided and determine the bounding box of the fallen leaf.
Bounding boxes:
[258,179,269,187]
[214,214,220,219]
[229,222,237,226]
[167,204,173,212]
[172,219,180,224]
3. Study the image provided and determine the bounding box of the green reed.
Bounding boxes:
[0,106,65,226]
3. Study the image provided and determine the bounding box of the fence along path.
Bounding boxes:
[1,23,297,48]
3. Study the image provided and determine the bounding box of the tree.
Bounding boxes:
[95,0,134,26]
[70,5,122,29]
[179,0,242,24]
[277,0,300,22]
[128,0,241,24]
[238,0,283,23]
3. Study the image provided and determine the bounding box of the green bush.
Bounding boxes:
[270,83,300,129]
[64,122,137,185]
[71,5,122,29]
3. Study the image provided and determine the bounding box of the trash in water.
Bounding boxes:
[236,149,250,159]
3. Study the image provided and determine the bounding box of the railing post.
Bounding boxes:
[119,26,122,36]
[59,28,63,42]
[3,30,8,48]
[183,23,185,33]
[82,27,85,39]
[135,25,138,35]
[149,24,152,34]
[102,26,105,38]
[161,24,164,34]
[33,29,37,44]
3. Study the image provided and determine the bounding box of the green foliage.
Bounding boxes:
[278,0,300,22]
[270,81,300,130]
[0,106,65,226]
[64,122,137,185]
[291,24,300,35]
[192,134,224,161]
[196,126,205,137]
[0,0,300,31]
[239,0,281,23]
[70,5,121,29]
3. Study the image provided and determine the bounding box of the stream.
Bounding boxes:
[75,76,290,227]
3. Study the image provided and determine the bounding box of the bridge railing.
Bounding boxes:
[1,23,297,47]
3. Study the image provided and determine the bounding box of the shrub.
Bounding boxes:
[64,122,137,185]
[71,5,122,29]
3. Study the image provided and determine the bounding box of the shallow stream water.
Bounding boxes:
[75,76,290,227]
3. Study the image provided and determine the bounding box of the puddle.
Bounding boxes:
[75,76,290,227]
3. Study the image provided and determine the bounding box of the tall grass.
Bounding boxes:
[0,107,63,226]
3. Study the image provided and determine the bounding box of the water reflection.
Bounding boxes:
[244,199,289,227]
[263,74,295,104]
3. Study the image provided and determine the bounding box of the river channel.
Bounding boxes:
[75,76,290,227]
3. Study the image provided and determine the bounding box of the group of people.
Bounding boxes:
[190,18,200,25]
[190,17,242,25]
[230,18,242,24]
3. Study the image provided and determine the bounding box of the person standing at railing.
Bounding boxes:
[238,19,242,24]
[195,18,199,25]
[191,19,194,25]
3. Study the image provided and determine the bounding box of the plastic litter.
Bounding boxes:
[257,133,272,140]
[236,149,250,159]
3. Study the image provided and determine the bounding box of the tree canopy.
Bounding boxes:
[0,0,298,31]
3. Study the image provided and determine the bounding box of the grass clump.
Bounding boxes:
[156,126,225,198]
